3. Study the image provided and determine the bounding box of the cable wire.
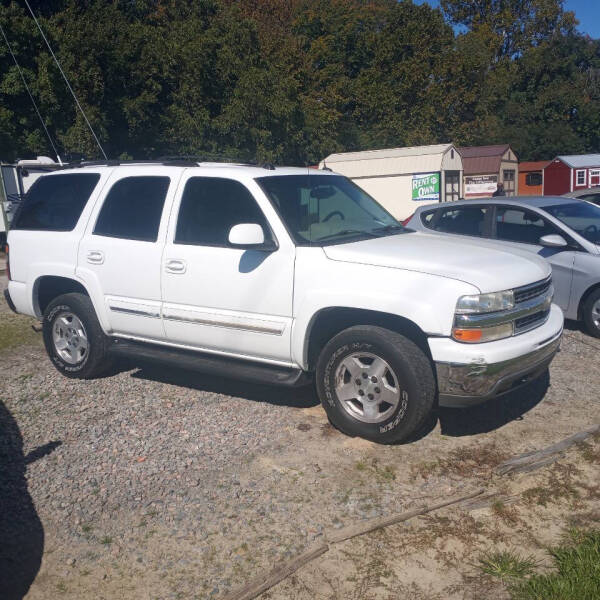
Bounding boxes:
[23,0,108,159]
[0,22,62,163]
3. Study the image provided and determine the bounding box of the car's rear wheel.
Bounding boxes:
[42,293,113,378]
[316,325,435,444]
[582,288,600,338]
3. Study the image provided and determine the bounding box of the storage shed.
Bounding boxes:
[319,144,463,219]
[458,144,519,197]
[543,155,600,195]
[518,161,548,196]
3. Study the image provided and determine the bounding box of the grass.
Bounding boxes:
[0,312,41,352]
[510,529,600,600]
[100,535,113,545]
[478,550,538,580]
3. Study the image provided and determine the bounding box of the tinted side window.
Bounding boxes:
[94,176,169,242]
[13,173,100,231]
[435,206,488,237]
[175,177,269,246]
[495,207,555,244]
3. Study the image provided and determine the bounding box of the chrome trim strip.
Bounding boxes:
[109,305,161,319]
[455,287,553,328]
[162,309,286,336]
[111,333,297,368]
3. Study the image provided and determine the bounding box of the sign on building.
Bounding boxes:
[412,172,440,202]
[465,174,497,196]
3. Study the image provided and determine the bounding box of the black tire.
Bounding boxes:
[582,288,600,338]
[42,293,113,378]
[316,325,436,444]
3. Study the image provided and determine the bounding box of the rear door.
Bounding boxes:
[492,205,575,310]
[77,167,181,340]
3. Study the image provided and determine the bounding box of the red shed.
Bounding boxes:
[544,154,600,195]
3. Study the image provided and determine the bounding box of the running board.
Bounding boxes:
[108,338,312,387]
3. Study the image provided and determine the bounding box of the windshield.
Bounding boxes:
[256,174,406,245]
[543,201,600,244]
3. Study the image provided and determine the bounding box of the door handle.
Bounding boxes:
[165,259,186,274]
[87,251,104,265]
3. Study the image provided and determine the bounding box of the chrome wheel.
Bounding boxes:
[52,311,89,365]
[593,299,600,329]
[334,352,403,423]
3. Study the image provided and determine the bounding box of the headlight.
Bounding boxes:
[455,291,514,314]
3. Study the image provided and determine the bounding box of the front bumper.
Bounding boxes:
[432,304,563,408]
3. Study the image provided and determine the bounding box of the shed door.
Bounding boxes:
[444,171,460,202]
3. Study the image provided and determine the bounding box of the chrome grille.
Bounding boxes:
[515,308,550,334]
[514,277,552,304]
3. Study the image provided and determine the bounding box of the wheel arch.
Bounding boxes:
[33,275,90,318]
[577,281,600,320]
[303,306,432,371]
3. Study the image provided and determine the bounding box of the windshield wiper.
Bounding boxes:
[316,229,379,242]
[371,224,406,235]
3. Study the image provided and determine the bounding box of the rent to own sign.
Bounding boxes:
[412,172,440,201]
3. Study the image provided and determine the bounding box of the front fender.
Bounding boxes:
[292,248,478,369]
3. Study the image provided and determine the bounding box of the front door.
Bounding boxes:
[77,168,180,340]
[493,205,575,311]
[444,171,460,202]
[161,174,295,364]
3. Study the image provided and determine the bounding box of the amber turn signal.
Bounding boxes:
[452,328,483,342]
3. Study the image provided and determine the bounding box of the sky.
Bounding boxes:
[413,0,600,39]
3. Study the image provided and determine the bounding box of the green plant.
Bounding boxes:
[478,550,538,580]
[510,529,600,600]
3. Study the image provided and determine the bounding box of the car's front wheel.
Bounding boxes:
[42,293,113,378]
[316,325,436,444]
[582,288,600,338]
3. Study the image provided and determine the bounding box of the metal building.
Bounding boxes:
[319,144,463,220]
[458,144,519,198]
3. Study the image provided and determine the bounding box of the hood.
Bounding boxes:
[323,232,551,293]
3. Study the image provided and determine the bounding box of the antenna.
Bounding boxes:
[23,0,108,160]
[0,22,62,164]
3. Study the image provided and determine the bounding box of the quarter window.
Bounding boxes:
[495,207,555,245]
[433,205,489,237]
[576,170,586,186]
[13,173,100,231]
[94,176,170,242]
[175,177,269,246]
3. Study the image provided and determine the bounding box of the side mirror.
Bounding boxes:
[539,234,568,248]
[228,223,275,250]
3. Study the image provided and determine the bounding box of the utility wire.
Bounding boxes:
[23,0,108,159]
[0,22,62,163]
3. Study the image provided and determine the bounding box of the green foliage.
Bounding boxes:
[478,549,538,579]
[510,529,600,600]
[0,0,598,163]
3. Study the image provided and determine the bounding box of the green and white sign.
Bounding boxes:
[412,172,440,201]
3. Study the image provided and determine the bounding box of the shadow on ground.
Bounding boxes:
[130,361,319,408]
[0,400,60,599]
[129,359,551,439]
[436,370,550,437]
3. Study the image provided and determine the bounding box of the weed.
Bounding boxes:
[100,536,113,545]
[510,529,600,600]
[478,550,538,580]
[523,464,581,507]
[0,315,41,352]
[355,460,367,471]
[81,523,93,534]
[491,499,520,525]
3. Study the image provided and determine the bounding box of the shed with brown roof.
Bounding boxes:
[458,144,519,197]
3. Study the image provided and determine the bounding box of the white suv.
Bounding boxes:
[4,161,563,443]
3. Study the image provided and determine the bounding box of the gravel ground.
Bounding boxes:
[1,271,599,599]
